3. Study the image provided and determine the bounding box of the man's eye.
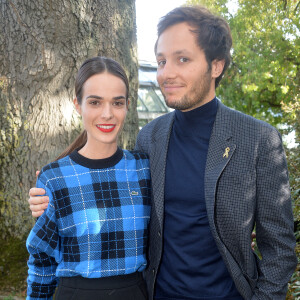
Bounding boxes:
[179,57,189,63]
[90,100,100,105]
[157,60,166,66]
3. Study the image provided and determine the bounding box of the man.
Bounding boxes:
[29,5,296,300]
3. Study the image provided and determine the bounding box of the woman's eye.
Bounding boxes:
[179,57,189,63]
[113,101,125,107]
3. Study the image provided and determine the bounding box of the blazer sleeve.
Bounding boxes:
[135,130,144,152]
[135,127,149,153]
[26,175,60,299]
[252,127,297,300]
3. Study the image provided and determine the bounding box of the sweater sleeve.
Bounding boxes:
[26,175,60,300]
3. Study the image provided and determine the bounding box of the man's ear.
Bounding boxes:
[211,59,225,78]
[73,98,81,115]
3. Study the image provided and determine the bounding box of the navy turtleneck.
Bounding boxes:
[154,98,242,300]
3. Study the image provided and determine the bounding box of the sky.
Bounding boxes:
[135,0,186,63]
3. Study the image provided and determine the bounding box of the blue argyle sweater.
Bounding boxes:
[26,148,151,299]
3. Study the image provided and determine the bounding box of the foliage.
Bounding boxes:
[0,235,27,295]
[287,262,300,299]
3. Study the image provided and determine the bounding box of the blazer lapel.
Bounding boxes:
[150,112,175,229]
[205,102,236,237]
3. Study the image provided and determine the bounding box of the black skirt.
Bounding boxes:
[54,272,147,300]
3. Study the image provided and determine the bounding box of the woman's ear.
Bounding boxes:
[126,99,130,110]
[211,59,225,78]
[73,98,81,115]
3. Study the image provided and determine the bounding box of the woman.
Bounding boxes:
[26,56,151,300]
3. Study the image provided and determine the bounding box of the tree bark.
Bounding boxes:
[0,0,139,239]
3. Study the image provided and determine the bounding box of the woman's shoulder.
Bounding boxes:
[122,150,150,170]
[38,155,73,182]
[122,149,149,161]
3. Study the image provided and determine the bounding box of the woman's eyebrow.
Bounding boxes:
[113,96,126,100]
[86,95,126,100]
[86,95,103,100]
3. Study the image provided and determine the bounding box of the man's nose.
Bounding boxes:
[159,62,176,80]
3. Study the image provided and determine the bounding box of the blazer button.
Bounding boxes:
[158,231,161,237]
[152,268,155,275]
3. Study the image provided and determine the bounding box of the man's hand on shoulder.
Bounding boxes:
[28,171,49,218]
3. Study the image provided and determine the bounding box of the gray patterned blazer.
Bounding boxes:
[135,101,297,300]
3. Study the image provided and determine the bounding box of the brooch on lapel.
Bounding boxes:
[223,147,230,158]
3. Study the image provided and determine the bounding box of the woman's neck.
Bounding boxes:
[78,142,118,159]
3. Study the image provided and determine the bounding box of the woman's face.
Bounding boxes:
[74,72,128,154]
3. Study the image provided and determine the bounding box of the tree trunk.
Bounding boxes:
[0,0,138,240]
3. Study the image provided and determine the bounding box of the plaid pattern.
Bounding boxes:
[26,149,151,300]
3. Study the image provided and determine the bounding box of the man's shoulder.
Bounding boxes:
[220,102,276,132]
[139,111,174,136]
[135,112,174,153]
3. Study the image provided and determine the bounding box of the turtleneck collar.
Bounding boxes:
[173,97,218,137]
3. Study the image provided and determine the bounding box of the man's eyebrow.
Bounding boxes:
[156,50,191,58]
[156,52,164,58]
[173,50,191,55]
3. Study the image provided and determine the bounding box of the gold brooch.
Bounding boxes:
[223,147,230,158]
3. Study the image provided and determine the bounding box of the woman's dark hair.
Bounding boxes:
[155,5,232,88]
[55,56,129,161]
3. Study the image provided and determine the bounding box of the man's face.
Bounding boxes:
[156,22,218,111]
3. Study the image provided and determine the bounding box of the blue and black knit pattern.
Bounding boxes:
[26,148,151,299]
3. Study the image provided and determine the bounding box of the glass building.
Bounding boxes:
[137,61,172,129]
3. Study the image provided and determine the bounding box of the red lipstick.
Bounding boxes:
[96,124,116,133]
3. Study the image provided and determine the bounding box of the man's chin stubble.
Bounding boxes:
[164,96,204,111]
